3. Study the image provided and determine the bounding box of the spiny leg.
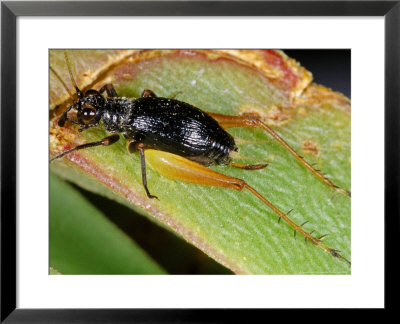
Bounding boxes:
[99,84,118,98]
[208,112,351,198]
[145,149,351,265]
[50,134,120,162]
[127,142,158,199]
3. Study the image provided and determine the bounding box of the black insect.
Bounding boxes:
[50,51,351,265]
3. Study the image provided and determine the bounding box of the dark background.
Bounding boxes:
[75,50,351,274]
[284,49,351,98]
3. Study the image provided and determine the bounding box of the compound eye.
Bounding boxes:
[81,104,96,122]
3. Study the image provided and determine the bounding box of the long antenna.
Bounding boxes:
[64,50,83,98]
[50,51,82,127]
[50,66,75,100]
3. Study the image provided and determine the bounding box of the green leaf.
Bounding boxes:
[49,267,62,275]
[50,50,350,274]
[50,173,166,274]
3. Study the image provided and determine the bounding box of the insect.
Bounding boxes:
[50,51,351,265]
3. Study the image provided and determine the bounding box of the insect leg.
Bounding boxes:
[169,91,183,99]
[229,162,268,170]
[99,84,118,98]
[140,89,181,99]
[145,149,350,265]
[208,112,351,198]
[141,89,157,98]
[50,134,120,162]
[57,105,77,127]
[127,142,158,199]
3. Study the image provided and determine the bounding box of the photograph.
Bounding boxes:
[2,0,394,319]
[49,49,351,275]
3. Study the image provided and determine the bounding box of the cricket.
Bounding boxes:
[50,50,351,267]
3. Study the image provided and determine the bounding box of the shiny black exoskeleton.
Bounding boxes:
[59,87,238,166]
[105,96,237,165]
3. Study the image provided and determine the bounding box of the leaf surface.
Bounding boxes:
[50,173,166,274]
[50,50,351,274]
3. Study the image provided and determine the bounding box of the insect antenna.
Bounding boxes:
[50,65,78,127]
[64,50,84,99]
[50,51,85,127]
[50,66,75,100]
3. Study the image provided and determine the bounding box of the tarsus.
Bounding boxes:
[242,183,351,266]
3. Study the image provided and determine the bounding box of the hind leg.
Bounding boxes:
[144,149,350,265]
[207,112,350,197]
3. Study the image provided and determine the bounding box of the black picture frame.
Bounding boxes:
[1,0,397,321]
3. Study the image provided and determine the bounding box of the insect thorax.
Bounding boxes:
[101,98,134,133]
